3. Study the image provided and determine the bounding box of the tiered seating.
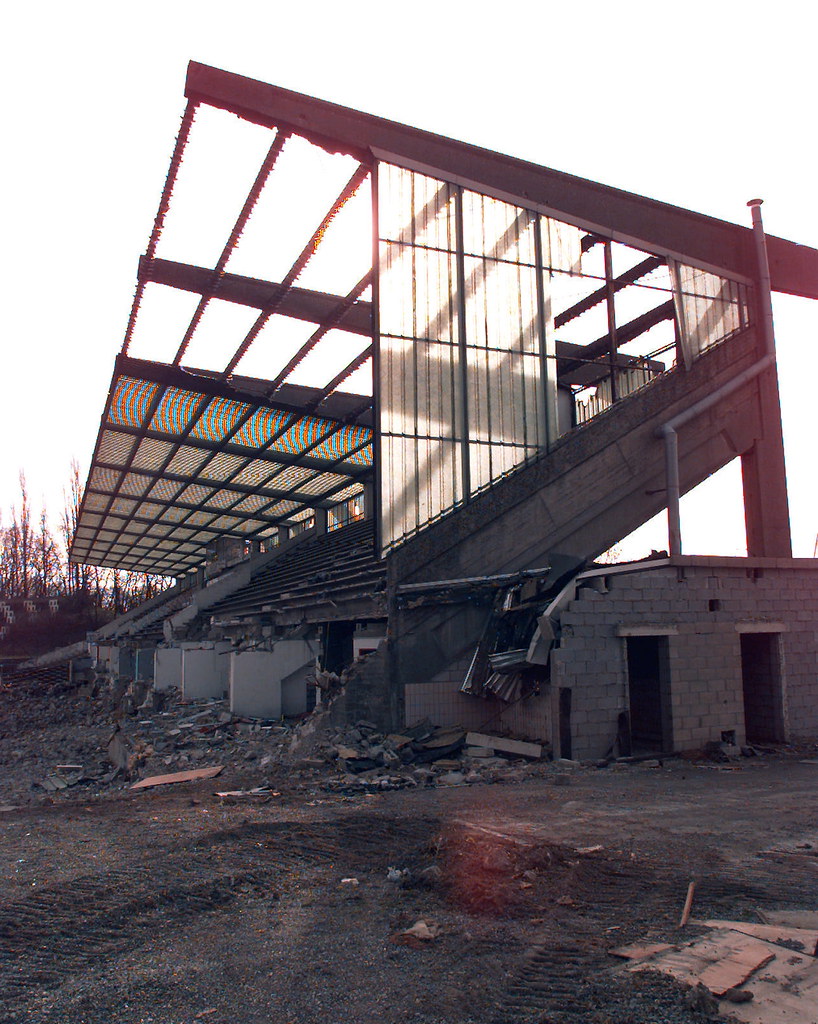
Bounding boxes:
[208,519,384,623]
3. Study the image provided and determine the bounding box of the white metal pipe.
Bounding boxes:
[657,198,777,556]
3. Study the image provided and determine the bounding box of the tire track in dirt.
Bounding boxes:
[0,813,440,1012]
[486,851,818,1023]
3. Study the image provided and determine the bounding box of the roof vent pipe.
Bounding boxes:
[747,199,776,358]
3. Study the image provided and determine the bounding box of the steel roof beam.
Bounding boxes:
[557,300,676,379]
[138,257,372,336]
[186,61,818,299]
[555,256,665,328]
[223,163,371,376]
[105,421,371,479]
[116,355,373,425]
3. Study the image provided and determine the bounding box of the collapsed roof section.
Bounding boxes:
[70,61,818,575]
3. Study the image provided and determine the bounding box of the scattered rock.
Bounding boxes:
[723,987,754,1003]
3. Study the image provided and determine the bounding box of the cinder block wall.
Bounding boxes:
[554,559,818,761]
[403,654,552,744]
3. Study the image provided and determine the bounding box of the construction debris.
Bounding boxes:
[390,919,442,947]
[465,732,543,760]
[678,880,696,927]
[694,919,818,956]
[130,765,224,790]
[214,787,280,804]
[622,915,818,1023]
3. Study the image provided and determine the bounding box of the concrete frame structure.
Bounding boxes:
[73,63,817,743]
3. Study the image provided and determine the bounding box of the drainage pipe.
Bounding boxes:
[657,200,777,556]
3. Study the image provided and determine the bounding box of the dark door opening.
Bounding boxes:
[741,632,784,743]
[626,636,673,753]
[559,687,572,760]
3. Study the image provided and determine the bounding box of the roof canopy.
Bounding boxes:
[71,357,371,576]
[186,61,818,300]
[70,62,817,577]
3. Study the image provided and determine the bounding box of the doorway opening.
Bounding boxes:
[626,635,673,753]
[740,632,784,743]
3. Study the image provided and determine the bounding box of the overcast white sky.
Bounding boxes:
[2,0,816,559]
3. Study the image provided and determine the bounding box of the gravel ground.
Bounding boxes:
[2,674,818,1024]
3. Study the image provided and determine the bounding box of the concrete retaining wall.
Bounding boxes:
[181,644,231,700]
[154,648,182,692]
[229,640,315,719]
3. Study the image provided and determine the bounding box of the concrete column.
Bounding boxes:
[741,367,792,557]
[314,507,328,534]
[362,481,375,520]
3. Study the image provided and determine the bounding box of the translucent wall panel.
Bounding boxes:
[379,165,464,546]
[378,165,567,550]
[377,164,752,553]
[670,261,751,368]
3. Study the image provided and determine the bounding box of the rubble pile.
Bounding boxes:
[287,716,552,792]
[0,665,559,804]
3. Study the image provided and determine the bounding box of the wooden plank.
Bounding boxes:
[465,732,543,759]
[759,910,818,931]
[698,944,775,996]
[131,766,224,790]
[610,942,672,961]
[698,919,818,956]
[631,930,775,995]
[717,952,818,1024]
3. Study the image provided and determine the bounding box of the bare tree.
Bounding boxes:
[60,458,86,595]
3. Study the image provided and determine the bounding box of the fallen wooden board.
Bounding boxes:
[630,929,775,996]
[465,732,542,759]
[131,766,223,790]
[717,949,818,1024]
[610,942,672,961]
[758,910,818,930]
[697,919,818,956]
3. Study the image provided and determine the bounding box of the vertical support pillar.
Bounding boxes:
[454,186,471,503]
[664,427,682,556]
[314,507,328,534]
[742,200,791,558]
[603,241,619,404]
[370,160,383,555]
[362,480,375,520]
[534,215,559,449]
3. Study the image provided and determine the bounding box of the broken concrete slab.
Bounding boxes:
[465,732,543,759]
[107,726,129,770]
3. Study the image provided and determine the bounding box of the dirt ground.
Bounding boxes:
[2,679,818,1024]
